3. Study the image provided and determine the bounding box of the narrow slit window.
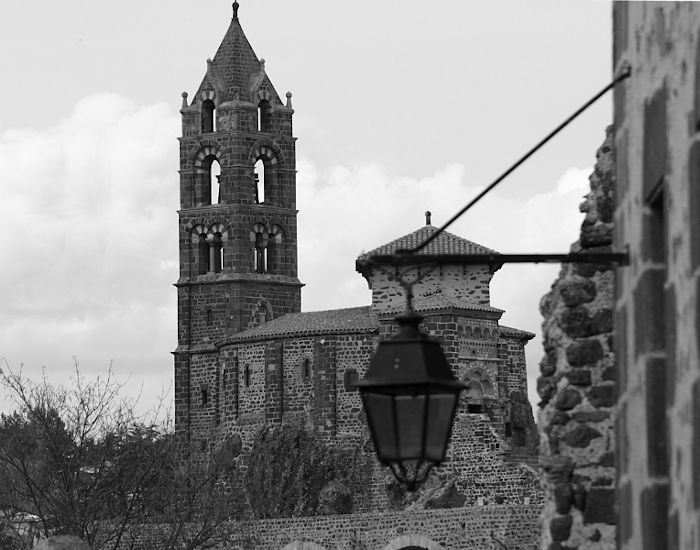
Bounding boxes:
[201,387,209,406]
[244,365,251,387]
[212,233,223,273]
[202,99,215,133]
[301,358,311,382]
[198,234,210,274]
[258,100,271,131]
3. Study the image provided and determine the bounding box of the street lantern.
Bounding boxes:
[355,68,632,491]
[357,309,467,491]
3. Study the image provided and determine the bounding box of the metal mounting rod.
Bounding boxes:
[400,66,632,257]
[360,251,630,268]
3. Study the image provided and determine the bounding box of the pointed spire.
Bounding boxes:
[194,2,283,105]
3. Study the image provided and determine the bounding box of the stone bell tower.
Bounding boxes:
[173,2,302,444]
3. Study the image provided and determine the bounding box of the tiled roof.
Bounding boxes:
[357,225,497,260]
[499,325,536,340]
[223,306,378,343]
[382,294,504,316]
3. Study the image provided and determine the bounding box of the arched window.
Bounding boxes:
[198,154,220,205]
[198,234,210,274]
[258,100,272,132]
[254,159,266,203]
[202,99,215,133]
[210,159,221,205]
[466,380,484,413]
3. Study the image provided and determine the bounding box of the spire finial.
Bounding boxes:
[425,211,432,226]
[232,1,239,19]
[181,91,189,110]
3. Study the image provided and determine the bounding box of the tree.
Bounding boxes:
[0,359,241,550]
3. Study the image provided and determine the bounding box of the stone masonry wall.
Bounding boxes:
[120,505,541,550]
[537,127,617,549]
[613,3,700,549]
[367,265,494,313]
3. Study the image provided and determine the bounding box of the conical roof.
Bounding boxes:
[357,225,497,260]
[195,3,282,104]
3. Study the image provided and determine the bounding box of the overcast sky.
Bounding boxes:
[0,1,612,415]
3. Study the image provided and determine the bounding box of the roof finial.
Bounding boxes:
[181,91,189,110]
[232,1,239,19]
[425,211,432,226]
[286,91,293,109]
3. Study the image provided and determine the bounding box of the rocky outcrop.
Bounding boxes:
[538,127,617,549]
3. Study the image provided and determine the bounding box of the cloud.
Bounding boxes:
[0,92,594,417]
[0,93,180,412]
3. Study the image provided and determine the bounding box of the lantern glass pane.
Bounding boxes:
[363,393,397,460]
[395,394,426,459]
[425,392,459,461]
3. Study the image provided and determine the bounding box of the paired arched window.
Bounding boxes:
[202,99,216,133]
[250,223,285,274]
[193,224,227,275]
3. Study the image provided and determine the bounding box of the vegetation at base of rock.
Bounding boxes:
[244,424,368,518]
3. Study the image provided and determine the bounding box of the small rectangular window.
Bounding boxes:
[344,369,359,391]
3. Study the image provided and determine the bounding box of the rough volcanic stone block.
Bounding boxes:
[550,514,573,542]
[559,306,593,338]
[587,384,616,408]
[566,339,604,367]
[554,483,573,514]
[618,481,632,544]
[567,369,592,387]
[555,389,582,411]
[634,268,666,357]
[641,483,669,550]
[694,378,700,509]
[558,277,596,307]
[642,84,668,201]
[571,410,610,423]
[563,423,602,448]
[583,487,616,524]
[646,355,668,477]
[591,308,613,334]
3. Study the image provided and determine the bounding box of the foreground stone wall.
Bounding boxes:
[537,127,617,548]
[122,505,542,550]
[613,3,700,549]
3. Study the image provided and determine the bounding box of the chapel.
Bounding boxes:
[173,2,541,515]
